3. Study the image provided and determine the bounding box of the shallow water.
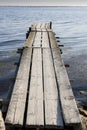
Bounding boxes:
[0,6,87,102]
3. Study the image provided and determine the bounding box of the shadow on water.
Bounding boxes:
[0,52,20,100]
[62,52,87,107]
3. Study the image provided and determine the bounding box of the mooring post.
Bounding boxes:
[29,27,31,32]
[59,45,64,47]
[26,31,29,39]
[56,36,60,39]
[50,21,52,29]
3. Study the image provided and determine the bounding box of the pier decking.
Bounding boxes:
[5,22,81,130]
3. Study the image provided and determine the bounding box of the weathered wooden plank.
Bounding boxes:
[31,23,51,32]
[33,32,41,47]
[45,23,50,29]
[0,110,5,130]
[5,48,32,126]
[26,48,44,127]
[49,32,59,48]
[50,47,81,126]
[43,49,63,128]
[42,32,49,48]
[24,31,36,47]
[41,23,46,29]
[31,23,37,30]
[36,23,42,29]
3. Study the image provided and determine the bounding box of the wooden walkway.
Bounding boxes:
[5,22,81,130]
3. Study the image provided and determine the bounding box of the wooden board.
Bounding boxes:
[43,49,63,128]
[0,110,5,130]
[26,48,44,127]
[50,47,81,126]
[49,32,58,48]
[45,23,50,29]
[41,23,46,29]
[24,31,36,47]
[42,32,49,48]
[31,23,51,32]
[36,23,42,29]
[31,23,37,31]
[5,48,32,126]
[33,32,41,47]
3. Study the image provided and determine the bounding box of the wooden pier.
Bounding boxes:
[5,22,81,130]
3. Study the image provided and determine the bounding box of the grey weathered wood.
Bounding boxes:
[42,32,49,48]
[31,23,51,32]
[41,23,46,29]
[36,23,42,29]
[31,23,37,31]
[45,23,50,29]
[49,32,59,48]
[5,48,32,126]
[33,32,41,47]
[26,48,44,127]
[0,110,5,130]
[24,31,36,47]
[50,46,81,125]
[43,49,63,128]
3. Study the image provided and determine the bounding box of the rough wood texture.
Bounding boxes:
[42,32,49,48]
[5,48,32,126]
[26,48,44,127]
[41,23,46,29]
[49,32,59,48]
[33,32,41,47]
[50,47,81,125]
[0,110,5,130]
[43,49,63,128]
[24,31,36,47]
[31,23,37,31]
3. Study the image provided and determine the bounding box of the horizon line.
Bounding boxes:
[0,5,87,7]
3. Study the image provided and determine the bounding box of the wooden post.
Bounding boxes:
[0,99,3,109]
[60,48,63,54]
[57,40,60,42]
[26,27,31,39]
[56,36,60,39]
[59,45,64,47]
[17,47,24,54]
[50,21,52,29]
[65,64,70,68]
[29,27,31,32]
[26,31,29,39]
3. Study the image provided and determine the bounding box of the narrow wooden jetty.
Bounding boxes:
[5,22,81,130]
